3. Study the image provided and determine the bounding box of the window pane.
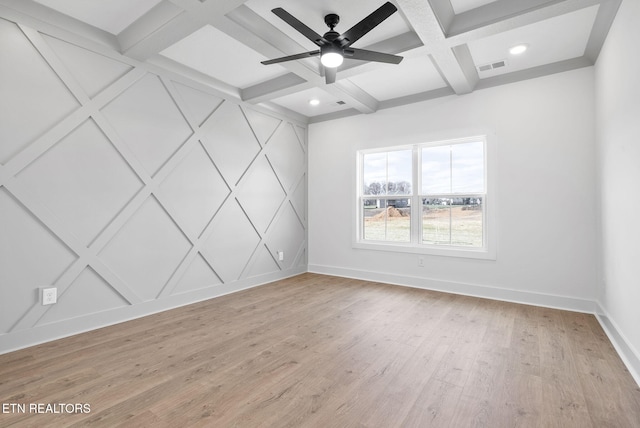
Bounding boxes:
[452,141,484,193]
[363,152,387,195]
[363,199,411,242]
[386,199,411,242]
[421,146,450,194]
[363,199,386,240]
[422,198,451,245]
[451,197,483,247]
[387,150,412,195]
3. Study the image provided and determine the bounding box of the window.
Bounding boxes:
[356,136,494,259]
[421,141,485,247]
[361,149,412,243]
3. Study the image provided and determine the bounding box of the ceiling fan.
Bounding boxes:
[261,2,403,84]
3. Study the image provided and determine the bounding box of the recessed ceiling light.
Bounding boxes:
[309,99,320,106]
[509,44,528,55]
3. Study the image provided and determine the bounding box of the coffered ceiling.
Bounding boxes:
[0,0,621,123]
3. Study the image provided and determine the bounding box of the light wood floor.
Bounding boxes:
[1,273,639,427]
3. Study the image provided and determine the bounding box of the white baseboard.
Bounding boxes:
[595,303,640,387]
[308,264,597,313]
[0,267,306,355]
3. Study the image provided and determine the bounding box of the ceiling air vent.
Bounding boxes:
[478,60,507,72]
[336,100,346,105]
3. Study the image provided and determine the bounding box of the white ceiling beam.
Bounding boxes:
[336,31,423,77]
[447,0,604,44]
[242,75,313,104]
[0,0,118,50]
[427,0,456,34]
[121,12,204,60]
[583,0,622,62]
[378,86,455,110]
[396,0,446,51]
[117,1,183,53]
[326,79,379,114]
[147,55,241,99]
[475,56,593,90]
[259,101,309,124]
[429,48,477,94]
[308,108,362,124]
[448,0,559,36]
[222,6,321,77]
[450,44,479,92]
[395,0,478,94]
[121,0,248,60]
[309,85,456,124]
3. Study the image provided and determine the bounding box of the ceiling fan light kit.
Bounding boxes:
[261,2,403,84]
[320,50,343,68]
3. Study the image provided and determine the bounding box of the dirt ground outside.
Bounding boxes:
[364,205,482,246]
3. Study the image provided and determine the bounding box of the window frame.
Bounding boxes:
[354,135,496,260]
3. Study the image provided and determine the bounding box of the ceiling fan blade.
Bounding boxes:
[325,66,336,84]
[339,2,397,47]
[261,50,320,65]
[345,48,403,64]
[271,8,328,46]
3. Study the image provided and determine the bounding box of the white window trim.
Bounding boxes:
[353,135,497,260]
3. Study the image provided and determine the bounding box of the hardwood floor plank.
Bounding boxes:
[501,371,544,427]
[1,273,639,427]
[575,352,640,428]
[461,348,509,401]
[402,378,463,428]
[539,375,594,428]
[507,308,542,376]
[364,340,452,427]
[448,391,495,428]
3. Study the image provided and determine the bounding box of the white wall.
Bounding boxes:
[595,0,640,379]
[0,17,307,353]
[309,67,598,310]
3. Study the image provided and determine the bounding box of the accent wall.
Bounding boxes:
[0,17,308,353]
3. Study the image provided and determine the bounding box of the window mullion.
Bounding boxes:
[411,146,421,244]
[448,146,453,245]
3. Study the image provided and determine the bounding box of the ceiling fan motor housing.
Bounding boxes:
[322,30,340,42]
[321,43,342,58]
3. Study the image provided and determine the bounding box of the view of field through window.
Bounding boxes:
[361,139,485,248]
[362,198,483,246]
[422,198,483,247]
[362,199,411,242]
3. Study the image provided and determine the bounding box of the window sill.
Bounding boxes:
[353,241,496,260]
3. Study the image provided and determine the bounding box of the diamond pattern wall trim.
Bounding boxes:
[0,18,307,352]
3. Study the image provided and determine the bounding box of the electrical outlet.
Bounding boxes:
[418,257,425,267]
[42,287,57,305]
[278,251,284,261]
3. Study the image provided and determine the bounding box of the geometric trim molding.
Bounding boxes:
[0,17,307,353]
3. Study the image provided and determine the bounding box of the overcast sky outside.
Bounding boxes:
[363,141,484,195]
